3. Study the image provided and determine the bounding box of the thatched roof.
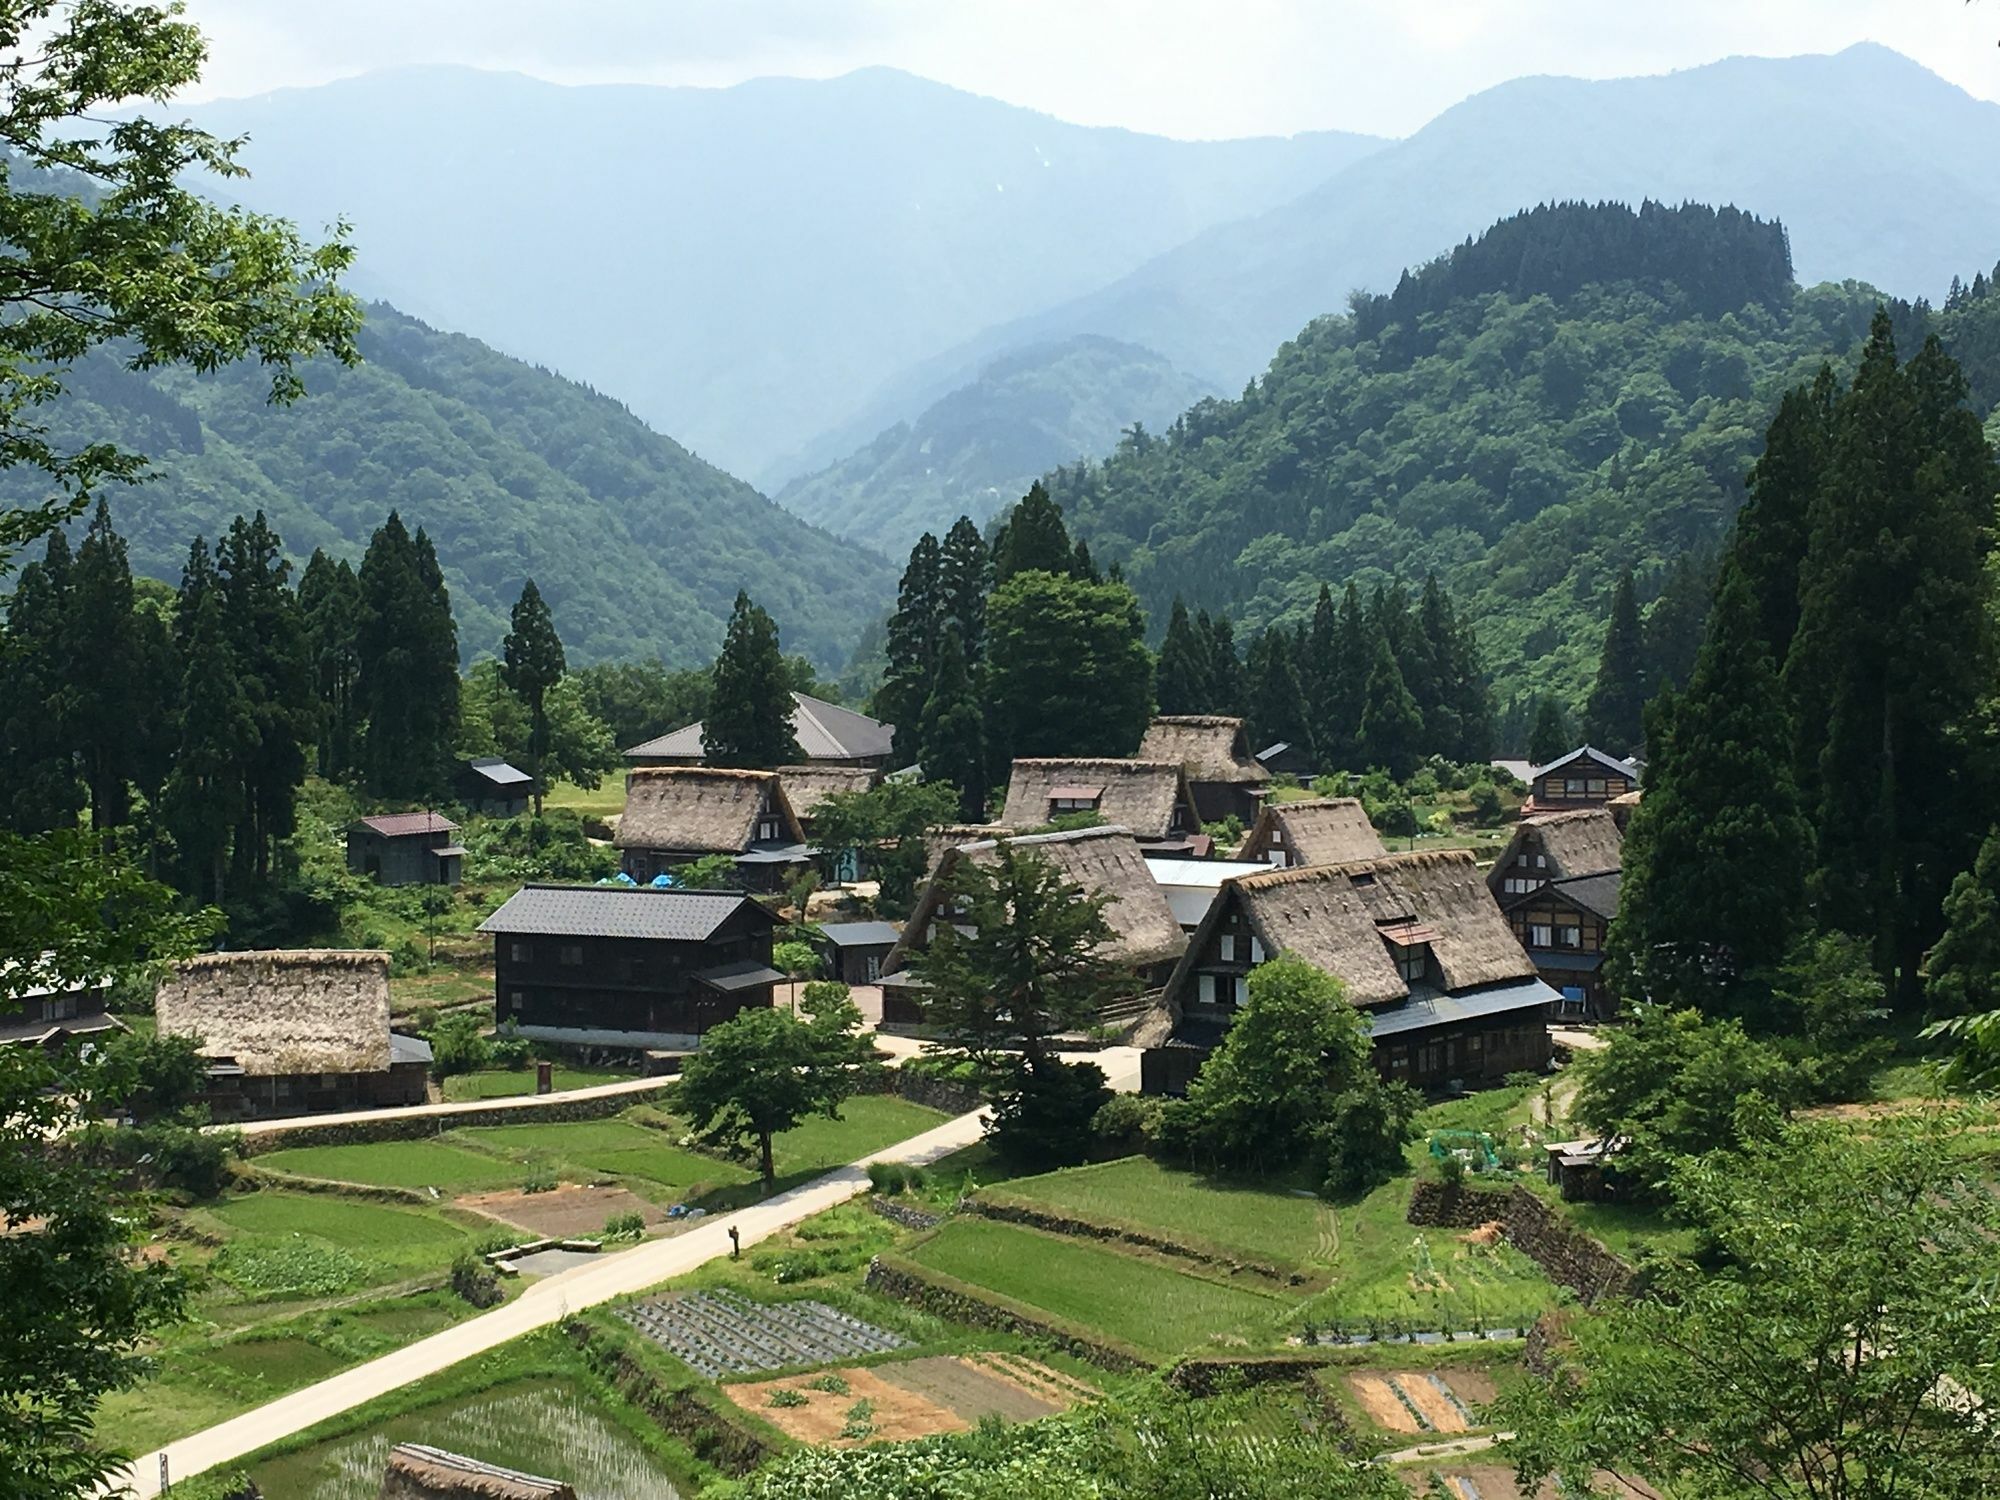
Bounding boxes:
[1000,758,1198,840]
[1488,809,1623,895]
[614,768,805,853]
[1138,716,1271,786]
[155,950,391,1076]
[889,824,1187,974]
[1236,797,1387,867]
[380,1444,576,1500]
[1164,849,1538,1012]
[776,764,880,822]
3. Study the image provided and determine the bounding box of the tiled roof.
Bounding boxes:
[356,810,459,838]
[477,884,767,942]
[624,693,895,763]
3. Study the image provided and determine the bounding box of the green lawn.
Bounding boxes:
[772,1094,951,1174]
[909,1217,1296,1358]
[441,1064,635,1102]
[205,1192,472,1252]
[255,1138,524,1192]
[543,777,627,820]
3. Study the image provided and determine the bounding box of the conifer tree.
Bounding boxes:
[987,571,1153,761]
[992,481,1075,582]
[297,549,362,781]
[1359,627,1423,779]
[357,511,460,799]
[1304,584,1338,763]
[163,540,252,902]
[500,578,566,814]
[1155,598,1211,715]
[0,531,79,830]
[704,591,803,770]
[1583,569,1647,755]
[217,512,310,883]
[1607,564,1811,1014]
[65,501,141,835]
[937,515,991,672]
[1322,583,1371,771]
[1925,828,2000,1020]
[1243,628,1309,760]
[1071,537,1100,583]
[1528,696,1571,766]
[1642,549,1714,695]
[1196,610,1239,716]
[1733,366,1834,663]
[874,532,943,760]
[917,625,986,821]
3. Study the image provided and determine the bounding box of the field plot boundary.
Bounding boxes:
[967,1189,1321,1291]
[865,1252,1154,1371]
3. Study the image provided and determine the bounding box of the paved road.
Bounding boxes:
[229,1072,673,1138]
[123,1106,993,1497]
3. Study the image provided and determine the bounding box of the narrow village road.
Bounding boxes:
[122,1106,994,1496]
[226,1071,673,1138]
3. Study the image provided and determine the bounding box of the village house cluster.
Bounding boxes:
[127,694,1631,1121]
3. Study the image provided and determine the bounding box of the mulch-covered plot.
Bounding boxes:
[459,1183,667,1239]
[725,1353,1089,1446]
[616,1289,906,1379]
[1347,1368,1495,1434]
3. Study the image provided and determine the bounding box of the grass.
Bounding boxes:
[254,1138,525,1192]
[204,1192,472,1251]
[772,1094,951,1174]
[458,1118,749,1194]
[543,777,627,821]
[441,1063,635,1102]
[910,1217,1296,1358]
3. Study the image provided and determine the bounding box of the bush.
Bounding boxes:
[1090,1093,1162,1157]
[449,1249,503,1308]
[987,1058,1110,1170]
[602,1211,646,1241]
[868,1161,927,1196]
[490,1031,533,1070]
[1425,808,1454,835]
[1469,782,1504,825]
[427,1010,492,1079]
[1372,799,1418,838]
[521,1170,557,1194]
[773,941,821,978]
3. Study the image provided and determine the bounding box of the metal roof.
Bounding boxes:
[1529,745,1640,781]
[1526,950,1606,972]
[694,960,786,992]
[466,757,533,787]
[1551,872,1622,920]
[389,1032,435,1065]
[818,920,902,947]
[624,692,895,763]
[355,810,460,838]
[1363,977,1560,1039]
[477,884,765,941]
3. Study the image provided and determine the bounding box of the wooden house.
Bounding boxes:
[623,692,896,770]
[999,758,1205,854]
[1488,809,1623,900]
[1137,715,1271,825]
[1141,850,1556,1095]
[777,763,882,881]
[346,811,465,887]
[1489,809,1623,1018]
[458,756,535,817]
[478,884,782,1050]
[1235,796,1387,869]
[0,958,122,1053]
[614,767,811,889]
[815,920,902,985]
[882,824,1188,1028]
[154,950,431,1119]
[1524,746,1639,813]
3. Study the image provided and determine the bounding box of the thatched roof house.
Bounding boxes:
[1144,849,1555,1092]
[887,824,1187,992]
[615,768,809,888]
[1138,715,1270,823]
[1489,808,1623,900]
[776,763,881,826]
[624,692,895,769]
[156,950,393,1075]
[381,1444,577,1500]
[1235,797,1387,869]
[999,758,1202,847]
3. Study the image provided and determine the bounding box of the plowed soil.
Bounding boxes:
[456,1183,665,1238]
[1347,1368,1500,1435]
[726,1355,1074,1446]
[1349,1373,1419,1432]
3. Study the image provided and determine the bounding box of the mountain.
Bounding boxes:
[827,45,2000,459]
[173,66,1385,482]
[19,303,894,668]
[776,335,1217,555]
[1040,201,1899,710]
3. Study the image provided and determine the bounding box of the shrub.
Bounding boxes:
[1090,1092,1163,1157]
[773,940,821,978]
[868,1161,927,1196]
[426,1010,491,1079]
[987,1058,1110,1170]
[767,1387,809,1408]
[449,1250,503,1308]
[1469,782,1504,825]
[489,1031,534,1069]
[1372,799,1418,838]
[602,1211,646,1241]
[521,1170,558,1194]
[1425,808,1455,835]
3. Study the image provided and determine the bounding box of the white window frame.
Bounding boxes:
[1219,933,1236,962]
[1529,923,1554,947]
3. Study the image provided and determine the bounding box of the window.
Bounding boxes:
[757,818,779,842]
[1050,796,1100,813]
[559,944,584,967]
[1586,778,1606,795]
[1390,941,1428,983]
[1249,936,1264,964]
[864,955,882,982]
[1529,923,1554,948]
[510,942,532,964]
[1556,919,1582,949]
[1348,871,1376,888]
[1534,854,1547,868]
[1219,934,1236,962]
[48,994,78,1020]
[1566,778,1586,795]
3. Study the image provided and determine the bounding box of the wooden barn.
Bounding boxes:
[882,824,1188,1028]
[153,950,431,1119]
[1523,746,1639,813]
[1137,714,1272,825]
[815,920,902,985]
[1235,796,1388,868]
[458,756,535,817]
[614,767,811,889]
[478,884,782,1050]
[1140,850,1556,1095]
[998,758,1206,855]
[0,958,122,1053]
[346,811,464,887]
[623,692,896,770]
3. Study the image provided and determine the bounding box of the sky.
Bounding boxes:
[170,0,2000,139]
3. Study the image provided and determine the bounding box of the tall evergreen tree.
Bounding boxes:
[297,549,363,781]
[1607,565,1811,1015]
[163,540,252,902]
[917,625,987,821]
[1734,366,1835,663]
[874,531,943,760]
[1243,628,1309,763]
[987,571,1153,762]
[1358,626,1423,779]
[1322,583,1371,771]
[500,577,566,814]
[992,481,1075,582]
[704,591,803,769]
[1303,584,1339,764]
[1926,828,2000,1021]
[1154,597,1211,716]
[65,501,141,835]
[1642,549,1715,696]
[217,512,310,883]
[1070,537,1101,583]
[357,511,460,799]
[1196,610,1239,716]
[0,531,79,830]
[936,515,992,672]
[1583,569,1647,755]
[1528,695,1571,766]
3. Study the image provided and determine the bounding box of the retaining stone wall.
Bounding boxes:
[865,1069,984,1116]
[967,1196,1308,1288]
[863,1256,1149,1372]
[1406,1181,1632,1307]
[868,1195,943,1231]
[562,1320,771,1476]
[235,1084,675,1157]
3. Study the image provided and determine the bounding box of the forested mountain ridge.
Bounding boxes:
[777,335,1217,555]
[174,65,1385,481]
[1041,201,1903,710]
[13,303,894,668]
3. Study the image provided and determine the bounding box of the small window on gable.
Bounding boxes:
[1249,935,1265,963]
[1535,854,1547,868]
[1218,933,1236,962]
[1391,943,1427,983]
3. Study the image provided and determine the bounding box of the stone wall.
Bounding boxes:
[863,1255,1150,1372]
[966,1195,1310,1289]
[562,1320,770,1477]
[868,1195,943,1231]
[236,1084,675,1157]
[863,1069,984,1117]
[1406,1180,1632,1307]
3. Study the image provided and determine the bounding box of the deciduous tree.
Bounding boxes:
[986,570,1153,762]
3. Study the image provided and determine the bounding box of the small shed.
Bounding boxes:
[347,811,464,887]
[1544,1135,1625,1201]
[458,757,535,817]
[815,920,901,984]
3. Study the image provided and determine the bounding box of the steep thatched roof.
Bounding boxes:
[889,824,1187,974]
[1165,849,1538,1011]
[1236,797,1387,867]
[921,822,1018,873]
[380,1444,576,1500]
[999,758,1198,841]
[155,950,391,1076]
[776,764,880,822]
[614,768,804,853]
[1138,716,1271,786]
[1488,809,1623,896]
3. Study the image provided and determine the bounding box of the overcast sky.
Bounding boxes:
[171,1,1999,139]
